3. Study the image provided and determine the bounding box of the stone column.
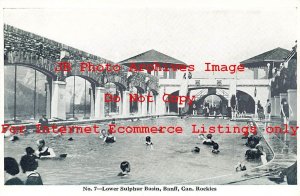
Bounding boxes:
[270,97,275,117]
[45,83,51,118]
[122,91,130,117]
[156,87,166,115]
[142,93,148,116]
[287,89,297,122]
[138,95,143,116]
[274,96,280,117]
[90,88,95,119]
[51,81,66,120]
[94,87,105,119]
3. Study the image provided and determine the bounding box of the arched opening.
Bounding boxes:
[65,76,92,119]
[104,82,124,117]
[236,90,255,114]
[129,87,139,114]
[147,89,158,115]
[168,90,179,113]
[4,65,52,122]
[193,93,229,116]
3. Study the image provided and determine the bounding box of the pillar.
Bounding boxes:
[274,96,280,117]
[90,88,95,119]
[138,93,143,116]
[156,87,165,115]
[51,81,66,120]
[287,89,297,122]
[122,91,130,117]
[94,87,105,119]
[45,83,51,118]
[142,93,148,116]
[270,97,275,117]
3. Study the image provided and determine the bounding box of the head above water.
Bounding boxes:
[146,136,151,142]
[206,134,213,139]
[213,143,219,150]
[20,155,38,173]
[26,147,35,155]
[4,157,20,176]
[192,147,200,153]
[101,129,107,135]
[36,139,45,148]
[120,161,130,172]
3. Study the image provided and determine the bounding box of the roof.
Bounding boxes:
[118,49,186,65]
[240,47,290,65]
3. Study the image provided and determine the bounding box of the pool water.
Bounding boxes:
[4,117,263,185]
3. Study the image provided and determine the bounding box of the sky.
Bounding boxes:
[3,6,298,77]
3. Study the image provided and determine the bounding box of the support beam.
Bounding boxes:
[156,87,166,115]
[142,93,148,116]
[287,89,297,122]
[94,87,105,119]
[122,91,130,117]
[51,81,66,120]
[45,82,51,118]
[270,97,275,117]
[90,87,95,119]
[274,96,280,117]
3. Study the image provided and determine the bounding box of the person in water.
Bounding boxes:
[191,146,200,153]
[25,147,39,159]
[118,161,131,176]
[99,129,107,139]
[39,115,49,128]
[235,162,247,172]
[20,154,43,185]
[4,157,23,185]
[145,136,153,150]
[104,130,116,143]
[212,143,220,154]
[9,135,19,142]
[245,142,265,160]
[146,136,153,145]
[35,139,56,158]
[199,134,215,145]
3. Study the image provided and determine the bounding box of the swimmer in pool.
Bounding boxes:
[117,161,130,176]
[199,134,215,145]
[191,146,200,153]
[145,136,153,150]
[104,130,116,143]
[9,135,19,142]
[25,147,39,159]
[212,143,220,154]
[235,162,247,172]
[35,139,56,158]
[99,129,107,139]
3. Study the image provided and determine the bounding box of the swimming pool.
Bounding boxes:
[4,117,264,185]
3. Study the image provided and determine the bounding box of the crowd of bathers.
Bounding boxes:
[4,139,55,185]
[4,116,266,185]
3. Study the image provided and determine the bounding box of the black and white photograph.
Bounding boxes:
[0,0,299,195]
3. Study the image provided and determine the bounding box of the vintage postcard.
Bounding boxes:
[0,0,299,195]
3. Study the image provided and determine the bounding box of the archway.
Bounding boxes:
[4,64,53,122]
[193,93,229,116]
[65,76,93,120]
[104,82,125,117]
[236,90,255,114]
